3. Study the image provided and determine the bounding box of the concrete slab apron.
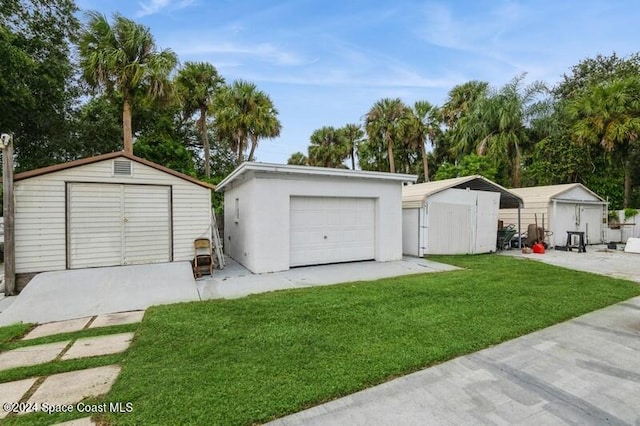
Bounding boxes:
[268,297,640,426]
[61,333,134,360]
[0,341,69,371]
[0,378,38,420]
[198,257,459,300]
[0,262,199,326]
[28,365,121,407]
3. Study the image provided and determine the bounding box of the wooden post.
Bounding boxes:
[2,134,15,295]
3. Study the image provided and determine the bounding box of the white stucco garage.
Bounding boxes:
[499,183,607,247]
[13,151,214,288]
[215,163,416,273]
[402,175,523,256]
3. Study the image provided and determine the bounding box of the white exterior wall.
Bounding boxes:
[402,208,420,256]
[421,189,499,255]
[14,158,211,274]
[223,172,404,273]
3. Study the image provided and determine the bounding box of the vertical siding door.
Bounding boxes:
[122,185,171,264]
[290,196,375,267]
[68,183,171,268]
[427,201,473,254]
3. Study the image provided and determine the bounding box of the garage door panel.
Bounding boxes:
[290,196,375,267]
[68,183,171,268]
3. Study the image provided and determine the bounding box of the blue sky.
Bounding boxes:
[76,0,640,164]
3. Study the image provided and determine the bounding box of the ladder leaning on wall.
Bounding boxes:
[211,208,225,269]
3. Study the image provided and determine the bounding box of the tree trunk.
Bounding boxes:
[123,94,133,154]
[248,134,257,162]
[386,132,395,173]
[200,106,210,178]
[624,158,632,208]
[511,148,521,188]
[421,140,429,182]
[236,135,244,166]
[351,146,355,170]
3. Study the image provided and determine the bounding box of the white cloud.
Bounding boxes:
[136,0,195,17]
[177,41,310,67]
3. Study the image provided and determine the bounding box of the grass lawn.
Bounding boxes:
[84,255,639,425]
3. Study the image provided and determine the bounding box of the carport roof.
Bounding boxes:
[402,175,523,209]
[507,183,606,204]
[215,162,417,192]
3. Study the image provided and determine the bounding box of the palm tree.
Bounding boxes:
[441,81,489,128]
[175,62,224,178]
[308,126,349,168]
[567,77,640,207]
[214,80,281,166]
[364,98,410,173]
[287,151,308,166]
[452,75,549,187]
[341,123,364,170]
[79,12,177,154]
[408,101,440,182]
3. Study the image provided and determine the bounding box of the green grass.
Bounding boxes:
[0,323,32,350]
[90,255,639,426]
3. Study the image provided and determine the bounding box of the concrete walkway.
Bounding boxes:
[268,297,640,425]
[196,256,458,299]
[0,311,142,422]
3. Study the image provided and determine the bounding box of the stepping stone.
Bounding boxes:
[27,365,121,407]
[0,341,69,371]
[54,417,95,425]
[0,377,38,419]
[61,333,134,361]
[23,317,92,340]
[90,311,144,329]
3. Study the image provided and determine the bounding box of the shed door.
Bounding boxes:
[290,197,375,267]
[427,202,473,254]
[68,183,171,268]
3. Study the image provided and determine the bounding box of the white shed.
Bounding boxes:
[499,183,607,247]
[402,175,523,256]
[215,162,416,274]
[13,152,213,287]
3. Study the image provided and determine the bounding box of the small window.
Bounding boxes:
[113,159,132,176]
[234,198,240,223]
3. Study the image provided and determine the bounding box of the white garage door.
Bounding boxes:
[68,183,171,268]
[290,197,375,267]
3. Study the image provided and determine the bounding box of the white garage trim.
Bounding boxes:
[290,196,375,267]
[66,182,172,269]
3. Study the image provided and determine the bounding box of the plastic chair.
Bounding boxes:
[193,238,214,277]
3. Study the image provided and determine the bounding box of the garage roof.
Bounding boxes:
[215,162,417,192]
[13,151,215,189]
[507,183,606,204]
[402,175,523,209]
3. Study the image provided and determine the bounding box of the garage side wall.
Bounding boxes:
[14,159,211,274]
[232,174,403,274]
[223,178,257,272]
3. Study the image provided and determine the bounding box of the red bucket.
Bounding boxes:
[532,243,545,254]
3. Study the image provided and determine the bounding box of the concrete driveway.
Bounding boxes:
[500,245,640,283]
[269,296,640,425]
[0,262,200,326]
[0,257,458,325]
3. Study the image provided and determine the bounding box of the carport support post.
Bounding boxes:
[517,203,522,249]
[1,134,15,295]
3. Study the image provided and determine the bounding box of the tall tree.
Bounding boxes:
[364,98,410,173]
[0,0,80,171]
[440,81,489,128]
[342,123,364,170]
[566,77,640,207]
[175,62,224,177]
[408,101,440,182]
[307,126,349,168]
[452,74,549,187]
[78,12,177,154]
[214,80,281,166]
[287,152,309,166]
